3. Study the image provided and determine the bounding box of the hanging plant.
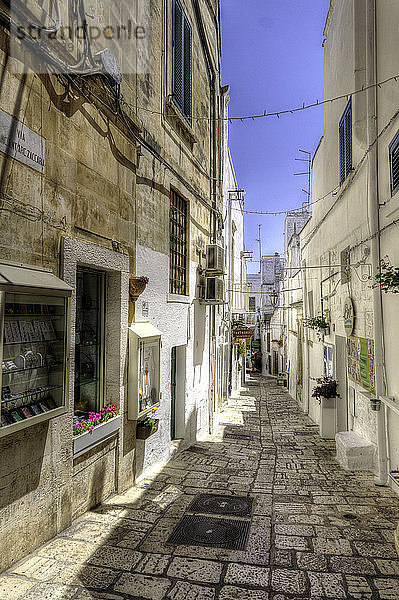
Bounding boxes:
[304,315,329,330]
[236,340,247,358]
[311,377,340,404]
[371,256,399,293]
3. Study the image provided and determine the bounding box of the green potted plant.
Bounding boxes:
[311,377,340,404]
[304,315,330,335]
[136,406,159,440]
[371,257,399,293]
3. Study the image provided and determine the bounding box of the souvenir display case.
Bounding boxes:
[128,323,162,420]
[0,262,72,437]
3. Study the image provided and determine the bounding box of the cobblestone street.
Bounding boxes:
[1,376,399,600]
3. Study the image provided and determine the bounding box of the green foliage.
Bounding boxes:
[372,257,399,293]
[304,315,329,330]
[236,340,247,358]
[311,377,340,403]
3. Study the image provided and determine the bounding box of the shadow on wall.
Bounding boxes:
[193,298,206,367]
[133,408,198,482]
[0,421,49,511]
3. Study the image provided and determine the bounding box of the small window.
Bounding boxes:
[389,130,399,196]
[170,190,188,295]
[172,0,192,122]
[249,297,256,311]
[339,99,352,184]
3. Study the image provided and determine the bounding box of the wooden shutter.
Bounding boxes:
[173,0,184,112]
[339,99,352,184]
[183,15,192,120]
[389,131,399,195]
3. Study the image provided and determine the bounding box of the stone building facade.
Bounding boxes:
[295,0,399,506]
[0,0,224,571]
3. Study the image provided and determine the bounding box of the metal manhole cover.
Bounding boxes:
[189,493,254,517]
[166,515,251,550]
[224,433,253,440]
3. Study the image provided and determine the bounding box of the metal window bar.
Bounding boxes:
[170,190,187,295]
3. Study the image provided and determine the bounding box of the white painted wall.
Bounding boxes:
[134,244,210,477]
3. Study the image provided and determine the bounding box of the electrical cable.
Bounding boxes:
[137,72,399,123]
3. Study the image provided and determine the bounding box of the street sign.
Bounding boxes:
[232,326,254,339]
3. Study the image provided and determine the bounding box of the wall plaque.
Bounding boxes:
[343,297,355,337]
[0,109,45,173]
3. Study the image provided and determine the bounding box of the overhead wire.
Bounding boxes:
[137,72,399,122]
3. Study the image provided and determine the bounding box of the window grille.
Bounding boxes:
[172,0,192,122]
[339,99,352,184]
[170,190,188,295]
[389,130,399,196]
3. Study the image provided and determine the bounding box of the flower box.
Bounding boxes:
[136,419,159,440]
[73,415,121,458]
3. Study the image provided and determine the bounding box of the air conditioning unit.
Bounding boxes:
[205,277,224,304]
[197,275,206,300]
[206,244,225,274]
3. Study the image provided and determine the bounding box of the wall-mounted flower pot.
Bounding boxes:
[73,415,121,458]
[129,276,149,302]
[136,419,159,440]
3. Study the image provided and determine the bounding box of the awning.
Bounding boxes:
[129,322,162,339]
[0,262,72,296]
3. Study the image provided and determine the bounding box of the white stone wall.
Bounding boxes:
[134,244,210,477]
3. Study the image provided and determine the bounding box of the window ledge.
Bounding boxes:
[167,293,190,304]
[73,415,121,458]
[165,96,197,147]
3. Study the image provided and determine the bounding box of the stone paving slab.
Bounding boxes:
[1,376,399,599]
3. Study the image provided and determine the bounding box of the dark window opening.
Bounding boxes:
[74,267,105,416]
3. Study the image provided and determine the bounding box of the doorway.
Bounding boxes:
[171,345,186,440]
[335,335,348,432]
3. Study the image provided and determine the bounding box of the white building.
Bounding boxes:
[220,86,248,400]
[297,0,399,514]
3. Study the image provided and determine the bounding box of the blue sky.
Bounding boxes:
[220,0,330,272]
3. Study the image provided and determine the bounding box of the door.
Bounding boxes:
[171,346,176,440]
[171,345,186,439]
[335,335,348,432]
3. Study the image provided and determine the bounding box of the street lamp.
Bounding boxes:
[269,291,278,307]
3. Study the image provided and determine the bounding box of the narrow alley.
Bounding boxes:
[1,376,398,600]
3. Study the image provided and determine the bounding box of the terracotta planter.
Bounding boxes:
[129,276,149,302]
[136,419,159,440]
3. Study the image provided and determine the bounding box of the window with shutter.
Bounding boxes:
[172,0,192,122]
[339,99,352,184]
[389,130,399,196]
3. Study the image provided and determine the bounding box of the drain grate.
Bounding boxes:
[224,433,253,440]
[185,445,209,455]
[188,493,254,517]
[166,515,251,550]
[342,513,358,520]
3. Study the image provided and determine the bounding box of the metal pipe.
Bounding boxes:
[366,0,388,486]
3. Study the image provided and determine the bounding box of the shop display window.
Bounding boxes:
[0,263,71,437]
[128,323,162,420]
[74,268,105,418]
